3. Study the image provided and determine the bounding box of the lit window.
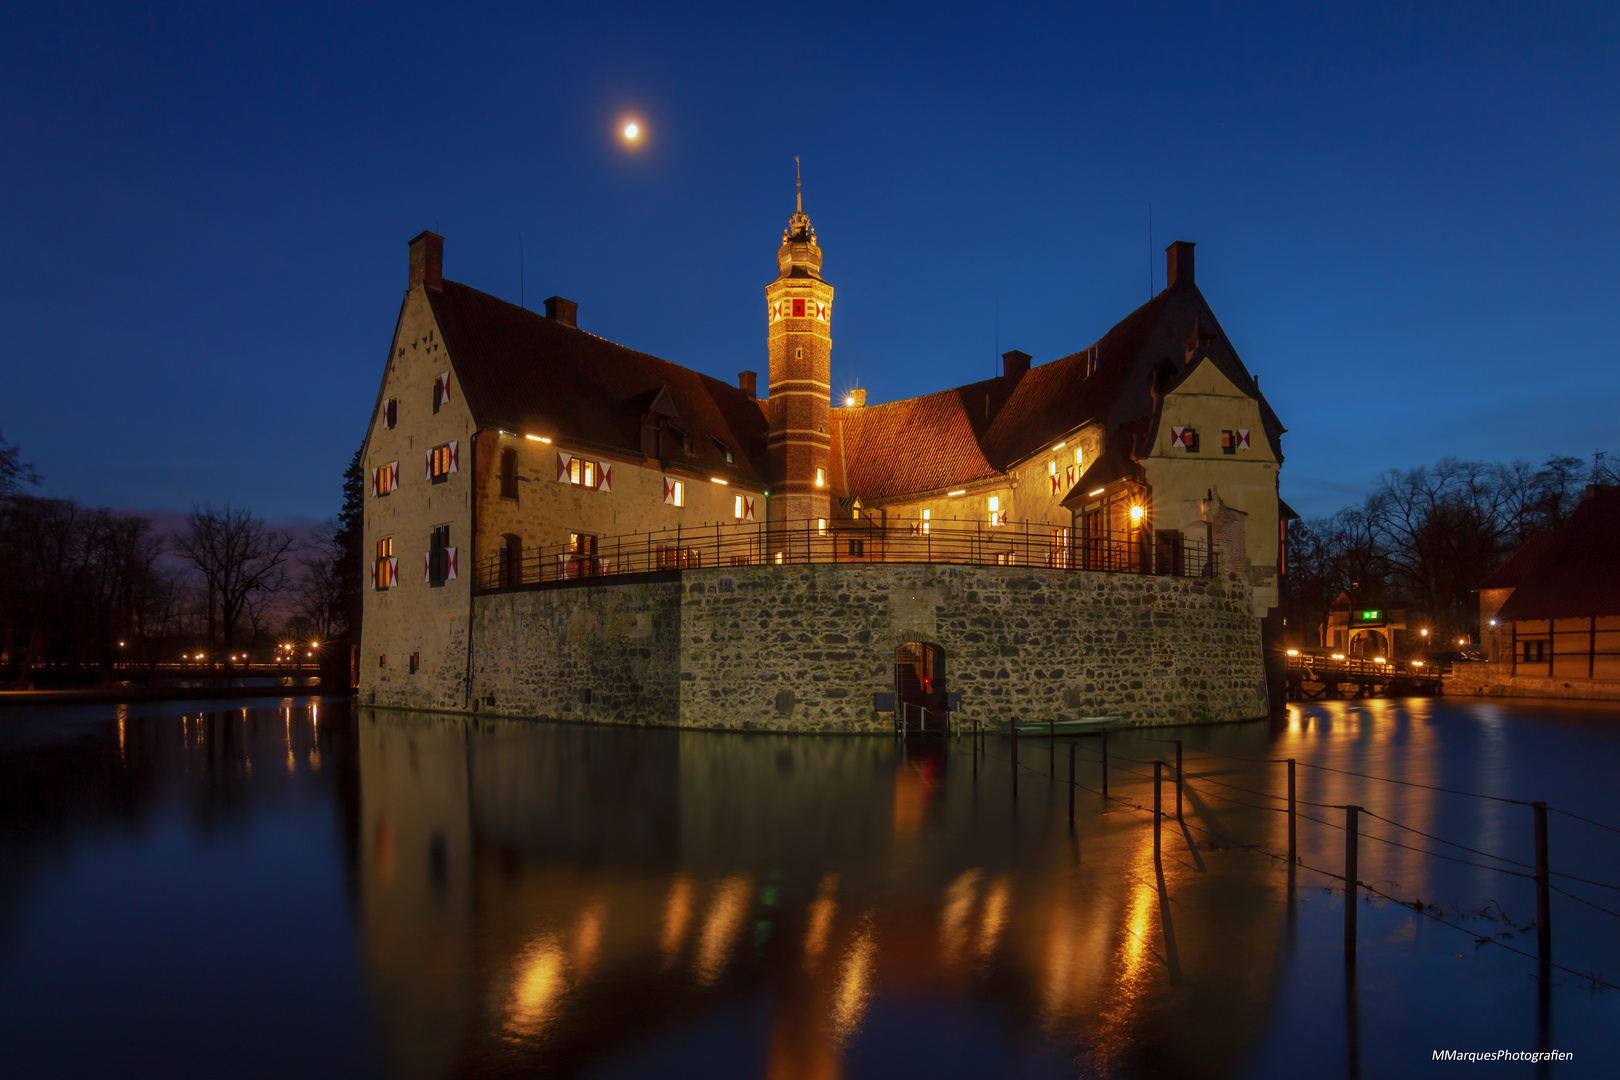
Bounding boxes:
[1075,447,1084,465]
[988,495,1002,527]
[373,537,396,591]
[735,494,745,519]
[922,509,931,534]
[817,518,827,535]
[663,479,685,507]
[409,652,420,674]
[429,442,459,483]
[774,551,784,565]
[815,468,825,488]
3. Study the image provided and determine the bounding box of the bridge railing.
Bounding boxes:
[1285,651,1436,680]
[475,517,1217,593]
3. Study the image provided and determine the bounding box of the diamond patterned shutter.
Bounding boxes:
[389,462,400,491]
[425,449,433,481]
[1049,473,1060,495]
[446,548,458,581]
[663,477,675,504]
[447,441,459,473]
[386,558,398,588]
[744,496,755,522]
[424,552,432,583]
[598,463,612,492]
[437,372,451,406]
[556,452,572,482]
[1237,428,1251,449]
[370,468,379,496]
[370,561,378,589]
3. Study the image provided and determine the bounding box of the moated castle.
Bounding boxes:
[359,188,1290,730]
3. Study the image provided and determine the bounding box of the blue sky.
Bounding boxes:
[4,1,1617,522]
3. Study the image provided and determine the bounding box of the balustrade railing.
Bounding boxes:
[475,518,1216,592]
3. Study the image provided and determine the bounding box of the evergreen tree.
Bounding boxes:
[331,442,365,640]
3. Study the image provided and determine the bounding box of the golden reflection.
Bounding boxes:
[693,875,753,986]
[1039,900,1078,1030]
[829,915,877,1044]
[939,868,982,967]
[308,748,321,770]
[374,818,395,886]
[975,876,1010,965]
[1089,830,1163,1069]
[285,709,295,773]
[803,873,839,970]
[660,874,694,969]
[571,902,606,977]
[892,760,932,836]
[116,704,127,762]
[505,934,568,1039]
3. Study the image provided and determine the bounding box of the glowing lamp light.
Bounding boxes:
[623,121,640,141]
[1374,657,1386,664]
[948,490,966,497]
[1088,488,1105,497]
[1332,653,1346,660]
[710,477,728,485]
[1129,504,1144,524]
[1412,660,1425,667]
[118,641,126,647]
[311,641,320,648]
[1489,619,1498,627]
[525,434,551,443]
[845,396,856,406]
[1285,649,1300,656]
[1053,442,1066,452]
[1458,638,1467,646]
[1420,628,1429,637]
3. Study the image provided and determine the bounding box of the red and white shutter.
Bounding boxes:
[663,477,675,504]
[370,561,378,588]
[389,462,400,490]
[370,468,379,496]
[1049,473,1060,495]
[423,552,432,582]
[425,449,433,481]
[1236,428,1251,450]
[437,372,451,406]
[447,441,459,473]
[598,463,612,492]
[446,548,458,581]
[744,496,755,522]
[556,452,572,482]
[386,558,398,588]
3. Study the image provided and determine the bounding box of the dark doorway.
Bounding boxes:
[895,642,946,732]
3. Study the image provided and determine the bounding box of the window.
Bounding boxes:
[500,448,518,499]
[1048,460,1057,476]
[712,437,735,464]
[922,509,931,535]
[499,533,522,587]
[384,399,397,429]
[1522,639,1547,663]
[427,525,452,587]
[663,478,686,507]
[428,442,458,484]
[988,495,1003,527]
[1170,426,1200,452]
[557,453,610,491]
[431,372,449,414]
[847,538,865,557]
[372,461,399,497]
[568,457,597,488]
[815,468,825,488]
[379,653,386,668]
[372,536,396,590]
[1221,429,1251,455]
[1075,446,1084,466]
[734,494,745,519]
[817,518,827,535]
[409,652,420,674]
[657,545,702,569]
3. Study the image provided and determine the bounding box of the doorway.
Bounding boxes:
[895,642,946,732]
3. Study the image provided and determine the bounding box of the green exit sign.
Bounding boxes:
[1357,610,1382,621]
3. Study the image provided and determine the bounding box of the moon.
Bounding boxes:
[622,121,640,141]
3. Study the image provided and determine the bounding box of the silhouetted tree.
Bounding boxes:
[172,504,296,654]
[331,443,365,641]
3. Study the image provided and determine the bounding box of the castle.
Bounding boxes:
[358,187,1288,729]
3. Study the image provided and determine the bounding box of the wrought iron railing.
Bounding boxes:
[475,518,1216,592]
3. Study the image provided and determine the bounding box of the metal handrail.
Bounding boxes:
[475,516,1216,592]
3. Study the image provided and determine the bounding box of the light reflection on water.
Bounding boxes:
[1,696,1619,1078]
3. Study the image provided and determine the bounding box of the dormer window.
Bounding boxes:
[711,437,735,464]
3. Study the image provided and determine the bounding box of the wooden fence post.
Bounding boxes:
[1287,759,1297,865]
[1345,804,1361,964]
[1534,801,1551,965]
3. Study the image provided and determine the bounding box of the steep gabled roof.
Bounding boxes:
[426,280,769,486]
[1477,531,1551,592]
[834,386,1001,503]
[1496,489,1620,620]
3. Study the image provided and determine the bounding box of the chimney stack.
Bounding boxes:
[1166,240,1195,288]
[408,231,443,291]
[1001,349,1031,380]
[738,370,757,398]
[544,296,578,328]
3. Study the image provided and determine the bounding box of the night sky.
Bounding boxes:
[5,2,1616,525]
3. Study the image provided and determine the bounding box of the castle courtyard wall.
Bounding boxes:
[416,562,1268,731]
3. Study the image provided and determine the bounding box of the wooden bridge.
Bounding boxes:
[1283,652,1444,700]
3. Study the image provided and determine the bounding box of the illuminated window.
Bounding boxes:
[1048,460,1057,476]
[409,652,419,674]
[379,653,386,668]
[374,462,398,496]
[429,443,456,484]
[735,494,745,519]
[774,551,784,565]
[922,509,931,534]
[1075,447,1084,465]
[662,479,685,507]
[815,468,825,488]
[373,536,395,591]
[988,495,1002,527]
[817,518,827,535]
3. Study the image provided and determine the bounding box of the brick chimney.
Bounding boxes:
[408,231,443,291]
[1166,240,1195,287]
[1002,349,1031,379]
[544,296,578,328]
[738,370,757,398]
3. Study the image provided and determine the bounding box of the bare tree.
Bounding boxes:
[172,504,296,654]
[292,520,345,643]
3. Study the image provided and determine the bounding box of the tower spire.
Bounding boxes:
[796,156,802,214]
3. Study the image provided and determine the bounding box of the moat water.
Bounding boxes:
[1,696,1617,1078]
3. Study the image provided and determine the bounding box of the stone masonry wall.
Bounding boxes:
[464,562,1267,731]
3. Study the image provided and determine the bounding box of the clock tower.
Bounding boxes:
[764,166,834,528]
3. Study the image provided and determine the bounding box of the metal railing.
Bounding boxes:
[476,517,1216,592]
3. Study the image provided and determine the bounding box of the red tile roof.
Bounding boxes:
[1476,531,1551,592]
[1496,488,1620,620]
[427,280,769,486]
[834,386,1001,502]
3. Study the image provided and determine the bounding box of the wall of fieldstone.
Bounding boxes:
[463,562,1267,731]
